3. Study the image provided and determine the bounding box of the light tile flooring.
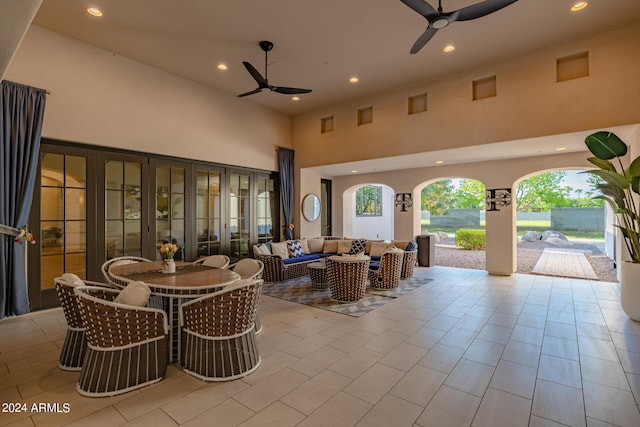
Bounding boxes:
[2,266,640,426]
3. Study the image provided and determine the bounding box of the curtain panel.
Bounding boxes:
[0,81,47,318]
[278,147,294,240]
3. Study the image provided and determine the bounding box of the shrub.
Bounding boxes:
[455,229,486,250]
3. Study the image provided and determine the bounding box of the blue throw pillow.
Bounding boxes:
[287,240,305,258]
[405,241,417,251]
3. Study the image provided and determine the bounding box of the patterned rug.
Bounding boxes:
[261,276,433,317]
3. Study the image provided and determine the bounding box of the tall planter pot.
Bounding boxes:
[621,261,640,321]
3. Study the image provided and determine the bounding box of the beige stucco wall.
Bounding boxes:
[293,21,640,275]
[4,25,291,172]
[305,124,640,275]
[292,21,640,170]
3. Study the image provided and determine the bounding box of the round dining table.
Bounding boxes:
[109,260,241,362]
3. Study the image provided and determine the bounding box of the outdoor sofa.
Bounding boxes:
[253,237,417,282]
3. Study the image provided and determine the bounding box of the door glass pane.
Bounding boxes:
[105,160,141,260]
[171,168,184,193]
[65,221,85,252]
[41,188,63,221]
[257,175,275,243]
[41,255,64,290]
[42,221,64,254]
[106,191,122,220]
[65,189,86,220]
[229,173,250,260]
[106,161,123,190]
[66,155,86,188]
[40,153,87,290]
[155,166,185,260]
[41,153,64,186]
[196,170,221,258]
[125,162,141,189]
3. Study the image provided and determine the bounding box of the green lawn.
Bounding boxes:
[420,220,603,241]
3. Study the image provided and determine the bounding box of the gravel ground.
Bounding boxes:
[434,237,618,282]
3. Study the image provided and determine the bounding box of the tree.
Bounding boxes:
[516,171,570,212]
[356,185,382,216]
[421,180,454,216]
[453,179,485,209]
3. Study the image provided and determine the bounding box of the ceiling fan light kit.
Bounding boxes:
[238,40,312,98]
[401,0,520,54]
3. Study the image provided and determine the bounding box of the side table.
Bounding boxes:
[308,260,328,290]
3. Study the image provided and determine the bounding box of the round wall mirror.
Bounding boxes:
[302,194,321,222]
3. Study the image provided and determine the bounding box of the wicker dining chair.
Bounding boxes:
[101,256,151,287]
[227,258,264,334]
[193,254,230,269]
[54,275,117,371]
[73,285,169,397]
[326,255,370,302]
[369,250,404,290]
[179,279,263,381]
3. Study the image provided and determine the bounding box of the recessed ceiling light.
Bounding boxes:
[291,96,300,102]
[435,160,444,164]
[555,147,567,151]
[351,170,358,173]
[216,63,228,71]
[86,7,103,17]
[571,2,588,12]
[349,76,359,84]
[443,44,456,53]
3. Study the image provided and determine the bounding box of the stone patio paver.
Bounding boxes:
[531,247,598,279]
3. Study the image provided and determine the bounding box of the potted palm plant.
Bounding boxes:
[583,131,640,320]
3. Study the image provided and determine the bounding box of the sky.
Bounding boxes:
[560,170,593,196]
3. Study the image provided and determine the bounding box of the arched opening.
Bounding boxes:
[343,183,395,239]
[514,168,616,281]
[416,177,487,271]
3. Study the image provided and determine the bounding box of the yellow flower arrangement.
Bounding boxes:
[159,243,178,259]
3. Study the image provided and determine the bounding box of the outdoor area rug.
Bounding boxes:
[261,276,433,317]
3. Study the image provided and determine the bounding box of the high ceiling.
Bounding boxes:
[32,0,640,116]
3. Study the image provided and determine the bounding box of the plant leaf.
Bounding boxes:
[630,156,640,177]
[588,169,630,190]
[585,157,616,172]
[585,131,628,160]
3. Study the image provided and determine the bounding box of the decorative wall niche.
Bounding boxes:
[473,75,497,101]
[408,92,428,114]
[557,51,589,82]
[357,106,373,126]
[321,116,334,133]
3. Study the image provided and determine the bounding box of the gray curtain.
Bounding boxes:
[278,147,294,240]
[0,81,47,318]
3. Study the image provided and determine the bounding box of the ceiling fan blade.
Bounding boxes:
[237,88,262,98]
[242,61,268,87]
[273,86,312,95]
[400,0,438,18]
[410,26,439,54]
[456,0,519,22]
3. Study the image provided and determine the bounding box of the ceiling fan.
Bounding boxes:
[401,0,520,54]
[238,41,312,97]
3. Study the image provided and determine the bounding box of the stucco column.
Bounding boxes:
[485,197,516,276]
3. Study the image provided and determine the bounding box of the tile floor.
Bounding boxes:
[1,266,640,426]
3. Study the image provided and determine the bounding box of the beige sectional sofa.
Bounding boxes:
[253,237,418,283]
